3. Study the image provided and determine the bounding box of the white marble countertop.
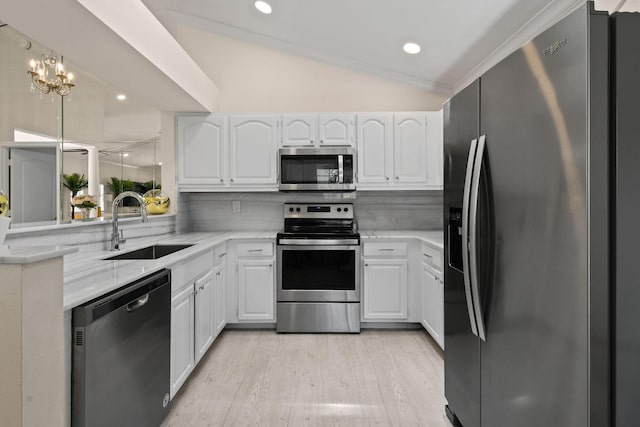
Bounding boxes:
[0,245,78,264]
[62,229,442,311]
[63,231,277,311]
[360,230,443,249]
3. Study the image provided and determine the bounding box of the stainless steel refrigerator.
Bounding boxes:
[442,3,640,426]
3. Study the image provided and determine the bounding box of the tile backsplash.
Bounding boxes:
[179,191,442,232]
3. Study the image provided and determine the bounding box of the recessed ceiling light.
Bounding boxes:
[254,1,272,14]
[158,162,163,166]
[403,42,421,55]
[122,153,129,157]
[116,94,126,101]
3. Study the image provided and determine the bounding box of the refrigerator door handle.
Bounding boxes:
[462,138,479,337]
[469,135,487,341]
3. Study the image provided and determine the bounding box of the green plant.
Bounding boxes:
[63,173,88,219]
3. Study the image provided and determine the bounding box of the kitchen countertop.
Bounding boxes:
[0,245,78,264]
[62,229,442,311]
[63,231,277,311]
[360,230,443,249]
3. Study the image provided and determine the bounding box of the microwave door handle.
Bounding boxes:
[338,155,344,183]
[462,138,479,337]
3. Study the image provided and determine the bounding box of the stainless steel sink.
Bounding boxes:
[103,244,194,260]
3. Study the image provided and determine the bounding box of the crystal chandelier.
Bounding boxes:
[27,52,75,96]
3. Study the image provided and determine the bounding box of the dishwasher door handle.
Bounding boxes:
[126,294,150,312]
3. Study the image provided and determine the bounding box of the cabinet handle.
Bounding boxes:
[218,252,227,258]
[248,249,263,253]
[199,285,205,290]
[220,178,223,183]
[216,272,221,276]
[320,139,324,143]
[423,253,433,258]
[269,264,273,267]
[310,140,314,144]
[230,178,234,182]
[386,177,389,180]
[379,248,395,252]
[395,176,399,180]
[365,263,369,267]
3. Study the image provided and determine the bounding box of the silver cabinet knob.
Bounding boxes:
[230,178,234,182]
[395,176,399,180]
[220,178,223,183]
[320,139,324,143]
[386,177,389,180]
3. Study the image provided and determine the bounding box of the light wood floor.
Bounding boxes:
[161,329,449,427]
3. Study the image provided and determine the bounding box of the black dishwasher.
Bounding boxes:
[72,269,171,427]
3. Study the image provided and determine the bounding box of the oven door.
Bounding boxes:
[277,244,360,302]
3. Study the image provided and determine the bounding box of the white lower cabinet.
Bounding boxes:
[194,270,215,364]
[237,259,274,321]
[170,246,227,399]
[422,264,444,349]
[363,258,408,320]
[170,284,195,399]
[213,262,226,336]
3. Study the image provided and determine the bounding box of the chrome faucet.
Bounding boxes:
[111,191,148,251]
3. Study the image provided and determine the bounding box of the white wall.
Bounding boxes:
[175,26,447,113]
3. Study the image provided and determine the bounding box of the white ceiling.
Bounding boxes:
[143,0,594,95]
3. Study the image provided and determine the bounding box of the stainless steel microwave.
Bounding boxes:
[279,147,356,191]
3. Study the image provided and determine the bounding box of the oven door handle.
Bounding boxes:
[278,238,360,246]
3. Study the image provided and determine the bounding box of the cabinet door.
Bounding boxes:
[318,114,354,146]
[282,114,316,146]
[194,270,214,364]
[170,284,195,399]
[422,265,444,349]
[177,115,225,186]
[357,114,393,185]
[228,116,279,186]
[213,263,226,336]
[425,111,443,187]
[363,259,408,320]
[238,259,274,321]
[393,113,427,184]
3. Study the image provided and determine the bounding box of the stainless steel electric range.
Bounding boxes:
[276,203,360,333]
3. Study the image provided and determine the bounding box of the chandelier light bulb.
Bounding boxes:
[67,73,74,81]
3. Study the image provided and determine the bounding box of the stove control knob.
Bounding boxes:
[289,207,294,212]
[344,207,349,212]
[337,208,342,212]
[296,207,301,212]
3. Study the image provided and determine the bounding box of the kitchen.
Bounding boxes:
[1,0,640,426]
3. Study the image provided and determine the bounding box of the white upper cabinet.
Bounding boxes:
[280,114,354,147]
[229,115,279,186]
[176,111,440,192]
[356,111,443,190]
[282,114,316,146]
[176,115,225,187]
[394,113,427,184]
[318,114,355,146]
[356,113,393,184]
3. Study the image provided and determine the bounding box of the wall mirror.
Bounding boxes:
[0,21,161,228]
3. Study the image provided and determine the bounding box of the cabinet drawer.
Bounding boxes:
[237,242,273,257]
[171,251,212,294]
[362,241,408,257]
[213,244,227,265]
[422,243,442,271]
